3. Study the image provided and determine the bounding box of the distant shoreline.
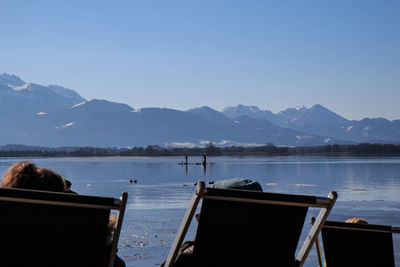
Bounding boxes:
[1,143,400,158]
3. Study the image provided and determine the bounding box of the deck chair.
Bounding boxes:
[165,181,337,267]
[0,187,127,267]
[314,220,400,267]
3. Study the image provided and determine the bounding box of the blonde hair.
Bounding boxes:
[345,217,368,224]
[1,161,42,190]
[2,161,66,192]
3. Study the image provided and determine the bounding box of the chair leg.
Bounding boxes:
[311,217,324,267]
[295,191,337,267]
[315,235,324,267]
[164,181,205,267]
[109,192,128,267]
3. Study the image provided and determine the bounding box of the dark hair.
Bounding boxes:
[36,168,66,192]
[1,161,66,192]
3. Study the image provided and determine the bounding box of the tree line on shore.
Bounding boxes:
[1,143,400,157]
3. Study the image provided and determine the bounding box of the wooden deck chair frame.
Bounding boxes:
[313,219,400,267]
[0,188,128,267]
[165,181,337,267]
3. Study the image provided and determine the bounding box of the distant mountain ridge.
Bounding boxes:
[222,104,400,143]
[1,73,399,147]
[0,73,86,118]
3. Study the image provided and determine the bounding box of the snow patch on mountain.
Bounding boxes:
[56,122,75,129]
[169,142,199,148]
[8,83,31,91]
[296,135,314,141]
[346,125,353,132]
[249,106,260,113]
[218,140,233,146]
[71,102,86,108]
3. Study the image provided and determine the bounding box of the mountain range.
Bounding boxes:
[1,73,399,147]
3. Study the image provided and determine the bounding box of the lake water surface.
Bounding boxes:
[1,156,399,266]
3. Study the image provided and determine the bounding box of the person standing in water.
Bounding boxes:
[202,155,206,166]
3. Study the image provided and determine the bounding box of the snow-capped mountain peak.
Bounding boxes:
[0,73,26,87]
[295,105,306,111]
[1,72,399,147]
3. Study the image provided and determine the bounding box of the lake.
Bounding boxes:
[1,156,400,266]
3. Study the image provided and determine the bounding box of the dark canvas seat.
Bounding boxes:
[165,181,337,267]
[0,187,127,267]
[317,220,400,267]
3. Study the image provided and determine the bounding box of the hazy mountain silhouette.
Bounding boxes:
[222,104,400,143]
[1,73,399,147]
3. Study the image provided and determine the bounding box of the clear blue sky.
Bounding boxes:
[1,0,399,120]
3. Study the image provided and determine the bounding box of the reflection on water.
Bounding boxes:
[1,156,400,210]
[1,156,400,266]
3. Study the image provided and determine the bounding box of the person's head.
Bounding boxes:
[36,168,66,192]
[345,217,368,224]
[1,161,42,190]
[1,161,66,192]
